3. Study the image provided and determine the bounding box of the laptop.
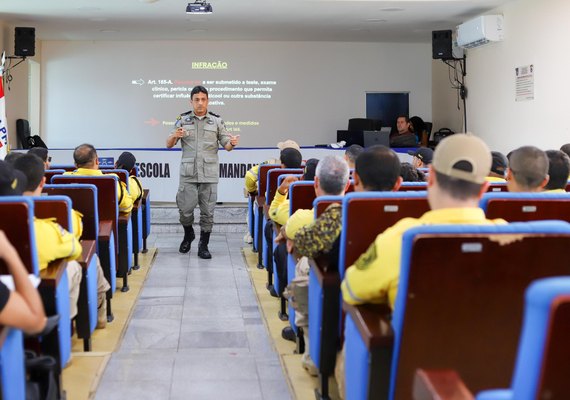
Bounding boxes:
[363,128,391,148]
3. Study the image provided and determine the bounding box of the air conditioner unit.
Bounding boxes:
[457,15,504,49]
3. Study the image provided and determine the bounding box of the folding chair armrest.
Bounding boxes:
[413,369,474,400]
[342,302,394,349]
[39,259,67,284]
[99,220,113,240]
[77,240,97,268]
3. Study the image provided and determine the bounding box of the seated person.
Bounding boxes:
[28,147,51,170]
[506,146,549,192]
[486,151,508,182]
[302,158,319,181]
[244,139,301,195]
[337,134,507,398]
[560,143,570,159]
[544,150,570,192]
[0,230,47,334]
[400,162,426,182]
[390,115,417,147]
[291,146,402,376]
[408,147,433,169]
[344,145,363,170]
[12,155,111,328]
[64,144,134,213]
[115,151,143,202]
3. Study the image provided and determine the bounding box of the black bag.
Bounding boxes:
[432,128,455,145]
[26,135,48,149]
[25,351,59,400]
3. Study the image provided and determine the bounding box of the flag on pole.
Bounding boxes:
[0,51,8,160]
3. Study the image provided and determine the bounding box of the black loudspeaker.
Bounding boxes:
[432,30,453,60]
[15,27,35,57]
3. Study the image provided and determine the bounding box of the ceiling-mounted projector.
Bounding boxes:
[186,1,213,14]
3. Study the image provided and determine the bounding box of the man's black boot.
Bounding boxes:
[197,231,212,259]
[179,225,195,254]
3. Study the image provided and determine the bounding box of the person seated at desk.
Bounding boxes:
[337,134,506,398]
[64,144,134,214]
[506,146,549,192]
[390,115,417,148]
[544,150,570,193]
[115,151,143,202]
[12,154,111,328]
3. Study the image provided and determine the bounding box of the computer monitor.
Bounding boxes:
[363,129,391,148]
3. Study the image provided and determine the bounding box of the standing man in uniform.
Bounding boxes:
[166,85,240,259]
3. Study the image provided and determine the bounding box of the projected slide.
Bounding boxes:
[41,41,431,148]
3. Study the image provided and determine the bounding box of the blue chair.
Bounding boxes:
[480,192,570,222]
[477,277,570,400]
[0,328,26,400]
[343,221,570,400]
[398,182,428,191]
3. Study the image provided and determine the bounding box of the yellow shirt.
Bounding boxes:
[64,168,134,213]
[285,208,314,239]
[34,218,82,271]
[128,176,143,202]
[485,176,506,182]
[269,190,290,226]
[71,209,84,239]
[245,159,280,194]
[341,208,507,309]
[543,188,567,193]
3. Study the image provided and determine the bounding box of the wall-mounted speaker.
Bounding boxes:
[432,30,453,60]
[15,27,35,57]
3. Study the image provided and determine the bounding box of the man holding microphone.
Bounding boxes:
[167,85,239,259]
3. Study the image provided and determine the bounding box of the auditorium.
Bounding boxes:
[1,0,570,399]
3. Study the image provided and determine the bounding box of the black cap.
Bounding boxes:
[116,152,137,171]
[0,160,27,196]
[491,151,508,177]
[408,147,434,164]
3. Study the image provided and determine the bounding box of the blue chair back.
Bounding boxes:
[480,192,570,222]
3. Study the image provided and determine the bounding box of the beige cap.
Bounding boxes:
[432,133,491,184]
[277,140,300,151]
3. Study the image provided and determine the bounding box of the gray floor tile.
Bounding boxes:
[95,380,171,400]
[137,296,184,307]
[140,286,186,298]
[178,331,249,349]
[121,318,181,351]
[182,304,244,319]
[259,379,293,400]
[170,379,263,400]
[180,317,246,332]
[172,354,258,381]
[133,304,183,320]
[102,352,176,382]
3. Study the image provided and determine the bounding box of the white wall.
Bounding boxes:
[41,40,432,149]
[432,59,464,134]
[466,0,570,153]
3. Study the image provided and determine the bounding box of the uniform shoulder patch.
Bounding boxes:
[354,243,377,270]
[208,111,220,118]
[180,110,192,116]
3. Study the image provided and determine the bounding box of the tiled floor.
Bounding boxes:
[95,232,292,400]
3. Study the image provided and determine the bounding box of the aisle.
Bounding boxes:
[94,233,291,400]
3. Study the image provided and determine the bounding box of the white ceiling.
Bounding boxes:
[0,0,512,42]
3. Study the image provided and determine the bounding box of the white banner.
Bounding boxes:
[46,147,412,203]
[0,53,8,160]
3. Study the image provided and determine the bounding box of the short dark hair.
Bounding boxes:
[509,146,549,190]
[13,154,45,192]
[280,148,302,169]
[435,171,483,200]
[345,145,364,164]
[28,147,49,163]
[400,162,426,182]
[73,143,98,167]
[545,150,570,190]
[4,152,25,165]
[302,158,319,181]
[396,115,410,123]
[355,145,401,191]
[560,143,570,159]
[191,86,209,99]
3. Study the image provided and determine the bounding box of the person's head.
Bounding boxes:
[314,155,350,196]
[408,147,433,168]
[400,162,426,182]
[506,146,549,192]
[12,154,46,195]
[277,139,300,152]
[28,147,51,170]
[560,143,570,159]
[344,144,364,169]
[73,143,98,169]
[115,151,137,171]
[489,151,508,178]
[544,150,570,191]
[0,160,27,196]
[354,145,402,192]
[279,148,302,169]
[396,115,411,134]
[428,133,491,209]
[302,158,319,181]
[190,85,209,117]
[4,152,25,165]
